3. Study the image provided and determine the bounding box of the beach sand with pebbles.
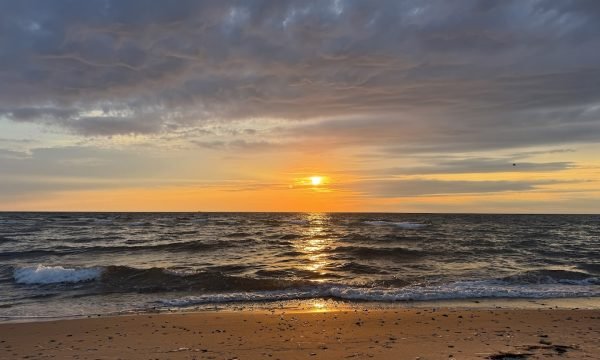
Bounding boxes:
[1,306,599,360]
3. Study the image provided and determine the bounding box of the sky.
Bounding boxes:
[1,0,600,213]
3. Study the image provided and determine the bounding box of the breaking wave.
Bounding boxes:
[14,265,102,284]
[158,278,600,307]
[13,265,600,305]
[499,269,600,285]
[13,265,311,292]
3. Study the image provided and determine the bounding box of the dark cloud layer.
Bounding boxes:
[355,178,562,198]
[373,158,574,176]
[1,0,600,151]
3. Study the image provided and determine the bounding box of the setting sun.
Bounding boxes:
[310,176,323,186]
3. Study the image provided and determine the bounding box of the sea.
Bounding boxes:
[1,212,599,320]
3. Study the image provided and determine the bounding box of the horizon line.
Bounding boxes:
[0,210,598,216]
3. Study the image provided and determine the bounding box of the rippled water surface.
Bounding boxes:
[1,212,599,318]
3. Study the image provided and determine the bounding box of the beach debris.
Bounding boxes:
[489,343,580,359]
[167,347,191,352]
[487,353,531,360]
[522,344,577,355]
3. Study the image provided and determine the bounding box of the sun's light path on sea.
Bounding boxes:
[294,213,333,284]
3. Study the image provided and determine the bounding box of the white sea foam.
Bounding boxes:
[14,265,102,284]
[327,281,600,301]
[157,280,600,307]
[364,221,427,229]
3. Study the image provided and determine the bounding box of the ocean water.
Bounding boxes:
[1,212,599,319]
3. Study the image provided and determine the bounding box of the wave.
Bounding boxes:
[12,265,311,292]
[577,263,600,275]
[0,249,66,259]
[329,245,424,260]
[11,264,600,306]
[225,232,253,238]
[102,240,237,253]
[0,235,15,243]
[279,234,302,240]
[102,266,309,292]
[0,219,21,225]
[158,268,600,306]
[499,269,600,285]
[270,240,294,246]
[285,219,310,225]
[254,269,339,280]
[1,239,239,259]
[339,233,422,244]
[194,218,209,222]
[364,221,427,229]
[14,265,102,284]
[158,279,600,307]
[128,221,153,227]
[159,289,322,306]
[329,262,389,275]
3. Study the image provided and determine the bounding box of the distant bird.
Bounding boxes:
[512,163,516,166]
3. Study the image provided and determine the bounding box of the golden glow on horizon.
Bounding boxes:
[9,183,360,212]
[2,146,599,213]
[292,175,331,189]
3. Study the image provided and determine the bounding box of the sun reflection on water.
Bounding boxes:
[294,213,334,281]
[311,301,328,312]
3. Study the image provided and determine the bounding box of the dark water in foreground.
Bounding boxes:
[1,212,599,319]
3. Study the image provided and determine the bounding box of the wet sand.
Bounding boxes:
[1,308,598,359]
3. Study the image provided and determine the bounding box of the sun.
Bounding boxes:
[310,176,323,186]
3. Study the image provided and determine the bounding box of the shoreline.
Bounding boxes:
[1,306,598,359]
[2,296,600,324]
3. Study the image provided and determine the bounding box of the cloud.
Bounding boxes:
[373,158,575,176]
[0,148,29,160]
[0,0,598,149]
[63,115,164,136]
[0,137,34,144]
[0,146,159,179]
[271,105,600,153]
[1,107,164,136]
[353,178,564,198]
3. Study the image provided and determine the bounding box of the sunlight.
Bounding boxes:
[290,175,333,192]
[310,176,323,186]
[294,213,333,280]
[311,301,328,312]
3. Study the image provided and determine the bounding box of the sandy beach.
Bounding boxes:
[1,306,598,360]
